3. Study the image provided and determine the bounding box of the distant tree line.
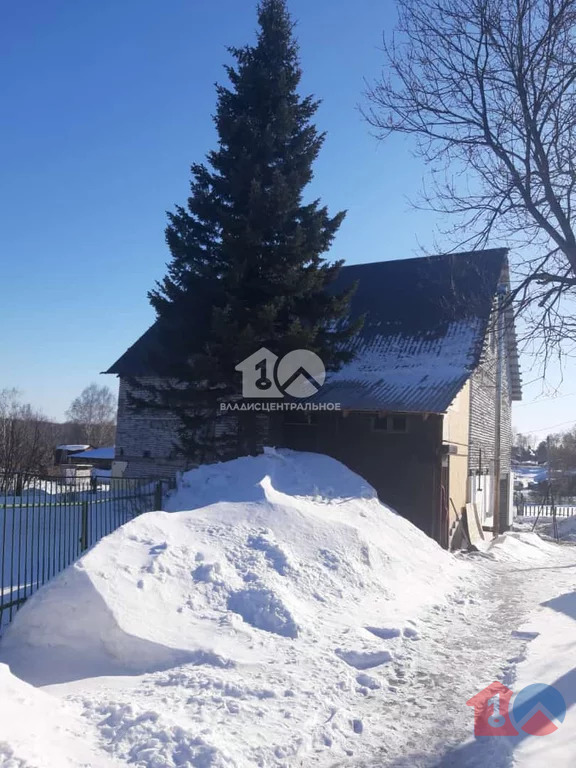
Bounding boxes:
[513,427,576,497]
[0,384,116,485]
[511,430,547,464]
[548,428,576,496]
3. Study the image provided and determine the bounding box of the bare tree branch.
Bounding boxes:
[66,384,117,447]
[0,390,53,488]
[365,0,576,356]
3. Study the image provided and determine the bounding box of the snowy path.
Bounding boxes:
[340,542,576,768]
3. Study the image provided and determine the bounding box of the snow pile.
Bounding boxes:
[487,530,569,563]
[544,515,576,542]
[507,587,576,768]
[516,513,576,543]
[0,449,467,766]
[0,664,120,767]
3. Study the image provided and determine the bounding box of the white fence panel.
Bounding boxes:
[516,503,576,519]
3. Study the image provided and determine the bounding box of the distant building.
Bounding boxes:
[106,249,522,547]
[68,446,115,471]
[54,444,91,466]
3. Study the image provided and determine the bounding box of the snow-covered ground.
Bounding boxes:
[0,665,122,768]
[1,449,575,767]
[538,515,576,542]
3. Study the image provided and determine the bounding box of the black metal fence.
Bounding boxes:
[0,475,174,631]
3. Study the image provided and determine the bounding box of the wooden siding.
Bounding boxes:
[271,411,443,539]
[442,381,471,533]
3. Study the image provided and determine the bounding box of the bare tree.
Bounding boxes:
[366,0,576,358]
[545,427,576,494]
[66,384,117,447]
[512,429,536,460]
[0,389,53,486]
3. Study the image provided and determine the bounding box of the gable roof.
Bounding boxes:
[106,248,521,412]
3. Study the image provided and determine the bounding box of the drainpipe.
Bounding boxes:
[492,285,507,538]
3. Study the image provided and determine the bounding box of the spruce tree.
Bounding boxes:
[139,0,358,460]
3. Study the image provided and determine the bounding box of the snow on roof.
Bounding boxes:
[69,446,115,460]
[105,249,521,411]
[56,444,90,452]
[314,320,482,412]
[316,249,520,411]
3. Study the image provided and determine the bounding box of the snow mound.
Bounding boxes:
[166,448,378,508]
[0,664,120,767]
[545,515,576,542]
[487,531,566,562]
[0,449,468,765]
[1,449,461,684]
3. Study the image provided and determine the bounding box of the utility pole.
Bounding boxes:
[492,285,507,538]
[547,435,559,540]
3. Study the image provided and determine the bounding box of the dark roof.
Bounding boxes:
[106,248,522,412]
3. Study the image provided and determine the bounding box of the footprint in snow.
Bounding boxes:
[149,542,168,555]
[335,649,392,670]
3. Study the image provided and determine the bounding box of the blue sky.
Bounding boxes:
[1,0,574,435]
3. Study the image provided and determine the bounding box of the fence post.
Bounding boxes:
[154,481,163,512]
[80,501,89,551]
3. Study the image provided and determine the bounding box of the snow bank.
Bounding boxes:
[0,449,467,766]
[516,514,576,543]
[507,588,576,767]
[487,531,568,563]
[544,515,576,542]
[1,450,461,683]
[0,664,120,767]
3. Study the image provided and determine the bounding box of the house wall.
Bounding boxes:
[271,411,443,540]
[442,381,470,536]
[468,311,513,529]
[113,378,188,478]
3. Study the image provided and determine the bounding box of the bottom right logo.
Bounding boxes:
[467,681,566,736]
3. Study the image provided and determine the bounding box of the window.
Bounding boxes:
[372,415,389,432]
[143,450,151,458]
[372,414,409,433]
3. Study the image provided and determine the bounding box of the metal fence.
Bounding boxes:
[0,475,173,630]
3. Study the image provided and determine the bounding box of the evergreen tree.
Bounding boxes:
[138,0,358,460]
